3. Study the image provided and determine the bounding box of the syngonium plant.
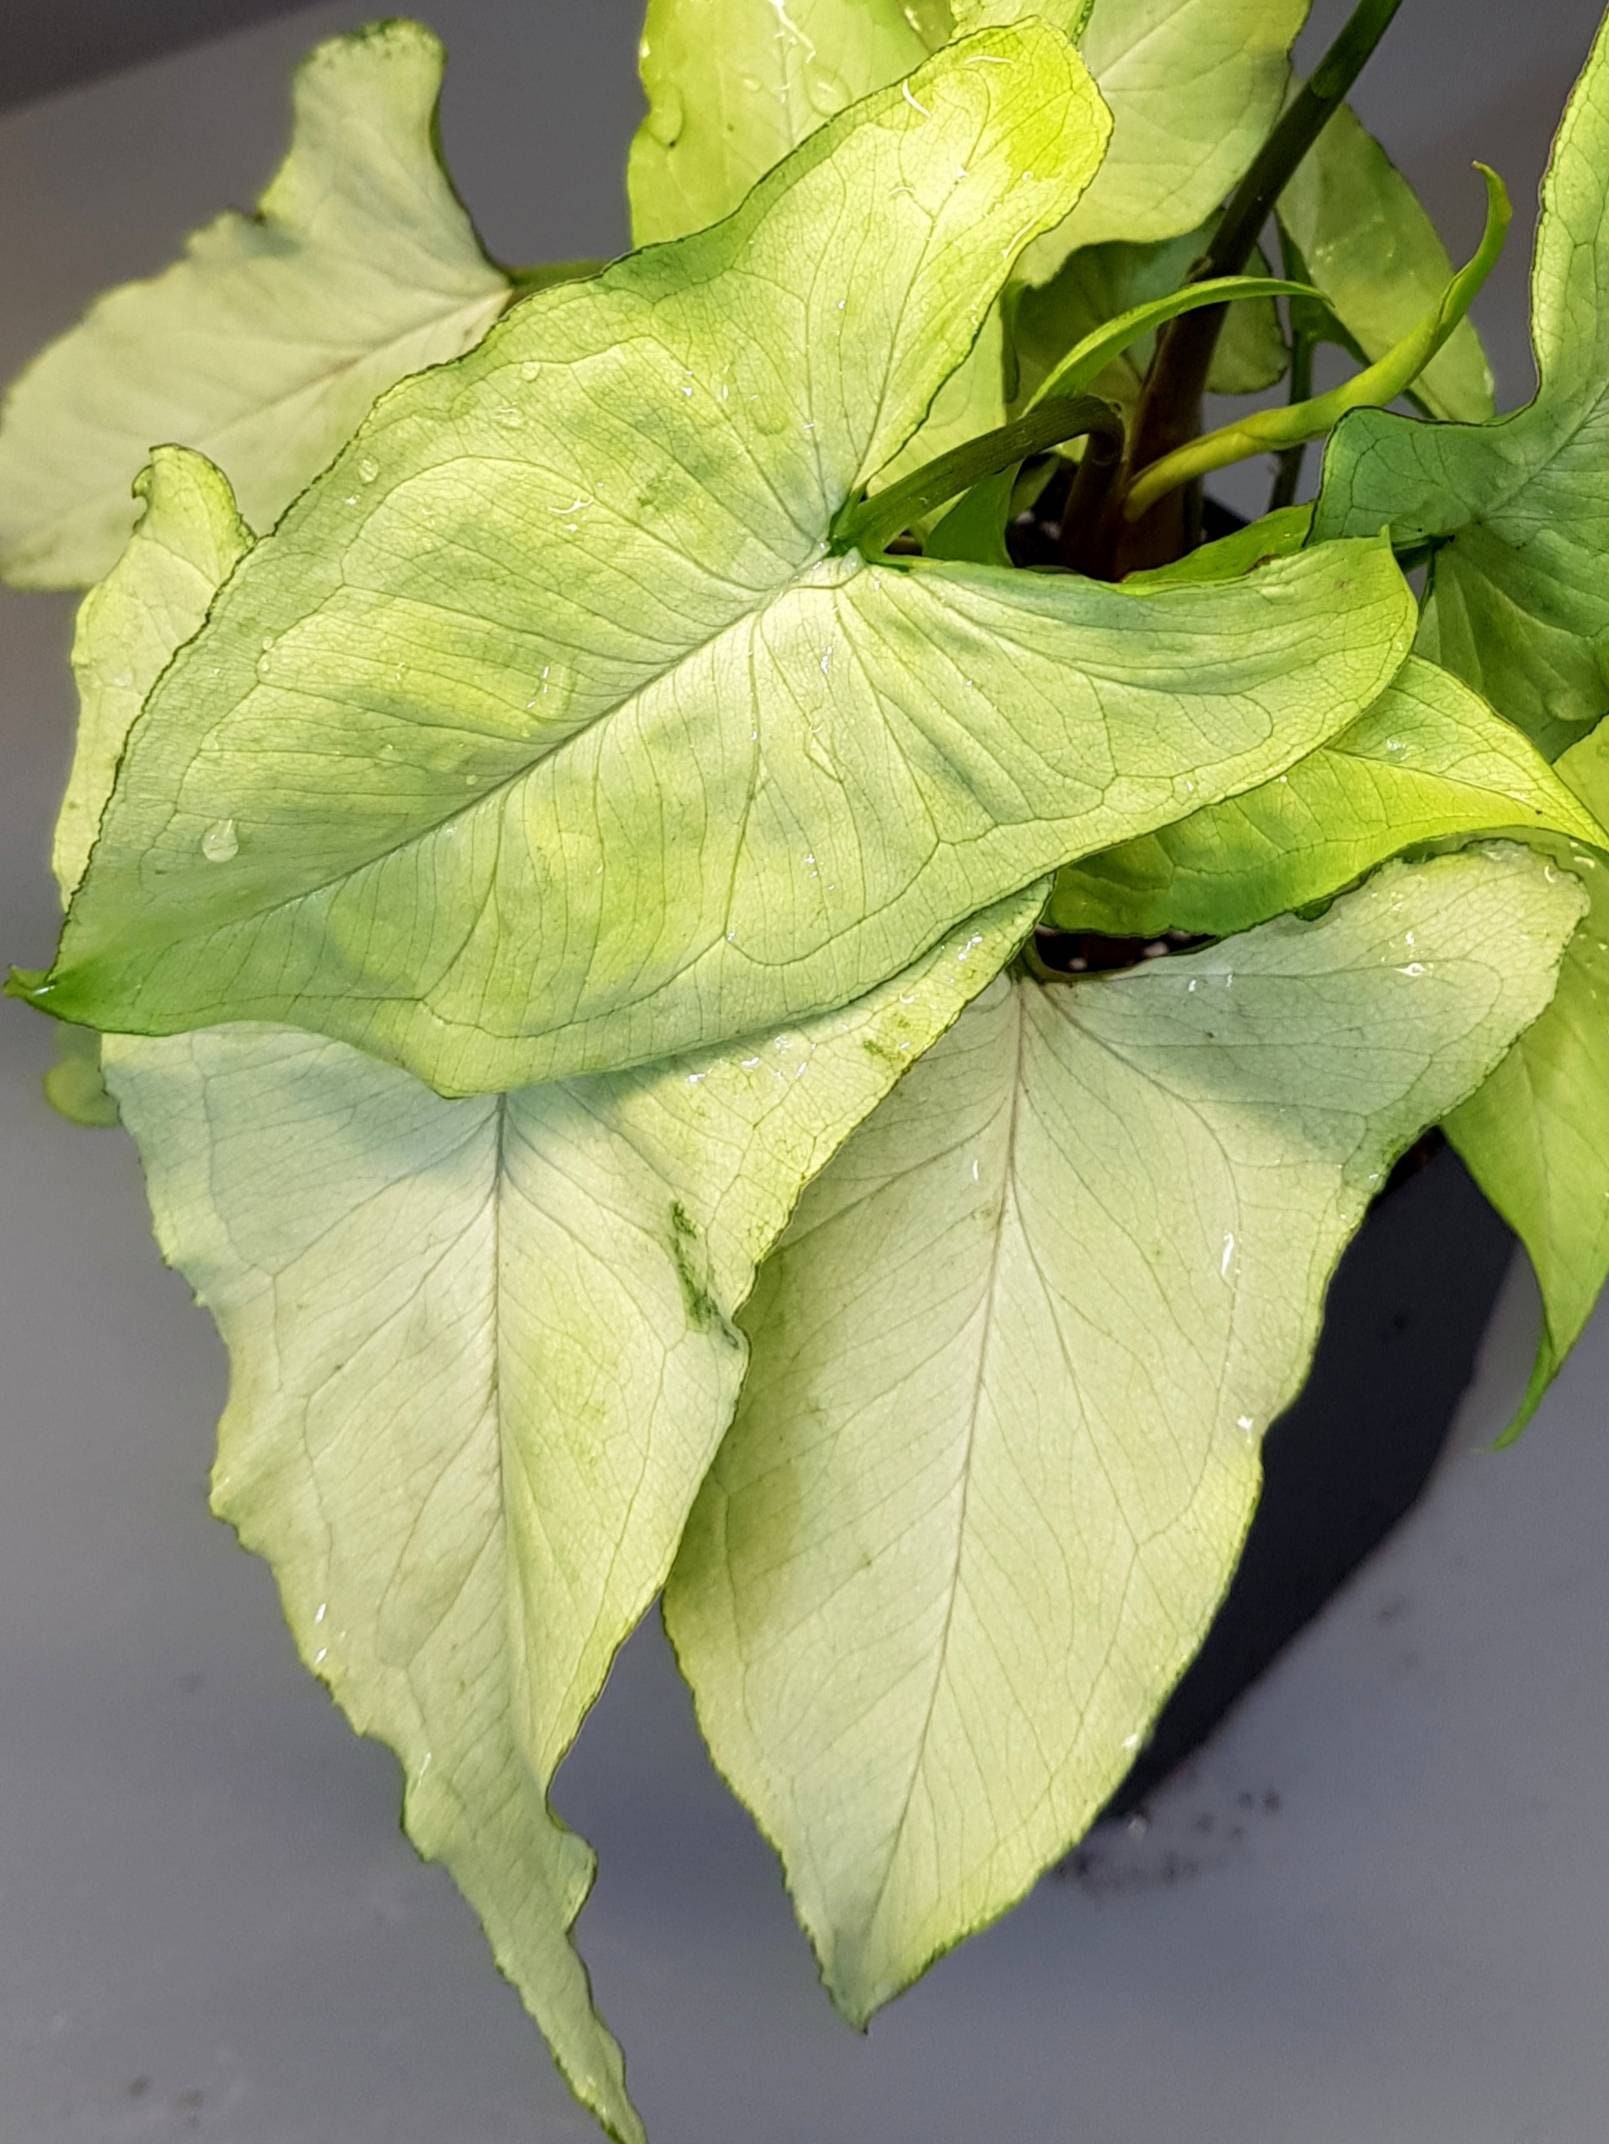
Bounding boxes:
[4,0,1609,2134]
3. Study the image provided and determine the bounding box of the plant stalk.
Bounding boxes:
[1268,331,1316,511]
[1113,0,1408,575]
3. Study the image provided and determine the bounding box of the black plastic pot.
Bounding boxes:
[1105,1140,1514,1817]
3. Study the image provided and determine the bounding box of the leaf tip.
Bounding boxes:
[6,965,56,1011]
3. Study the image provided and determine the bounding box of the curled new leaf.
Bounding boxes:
[1127,164,1510,520]
[1276,100,1495,424]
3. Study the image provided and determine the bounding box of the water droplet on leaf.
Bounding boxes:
[806,65,850,116]
[646,85,685,145]
[200,817,239,864]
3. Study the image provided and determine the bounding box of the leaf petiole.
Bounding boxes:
[831,395,1125,559]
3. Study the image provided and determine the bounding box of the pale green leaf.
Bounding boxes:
[1449,725,1609,1428]
[628,0,936,247]
[1049,655,1601,938]
[34,33,1414,1096]
[68,442,1040,2143]
[953,0,1092,29]
[1021,0,1311,268]
[105,898,1029,2143]
[40,448,251,1133]
[1277,101,1494,424]
[627,0,1103,249]
[1312,13,1609,742]
[42,1024,120,1129]
[53,447,252,902]
[668,846,1585,2025]
[1120,503,1313,587]
[0,23,511,590]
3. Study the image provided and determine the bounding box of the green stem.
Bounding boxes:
[1268,329,1316,511]
[1117,0,1408,571]
[831,396,1124,559]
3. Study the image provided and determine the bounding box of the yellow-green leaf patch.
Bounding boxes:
[0,24,512,589]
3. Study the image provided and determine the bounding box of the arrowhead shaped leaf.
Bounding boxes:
[33,28,1413,1095]
[1050,655,1603,938]
[0,23,513,591]
[62,447,1040,2144]
[106,906,1032,2141]
[1312,14,1609,743]
[1276,101,1494,425]
[1448,725,1609,1427]
[667,845,1584,2027]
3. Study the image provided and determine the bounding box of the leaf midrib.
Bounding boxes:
[853,980,1028,1980]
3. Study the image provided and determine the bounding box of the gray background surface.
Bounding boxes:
[2,4,1608,2140]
